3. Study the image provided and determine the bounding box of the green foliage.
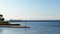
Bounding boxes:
[0,21,9,24]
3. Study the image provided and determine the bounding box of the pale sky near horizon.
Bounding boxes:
[0,0,60,20]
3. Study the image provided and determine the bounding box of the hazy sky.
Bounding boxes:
[0,0,60,20]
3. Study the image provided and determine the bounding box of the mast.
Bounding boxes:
[0,14,30,34]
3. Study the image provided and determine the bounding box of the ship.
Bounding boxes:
[0,14,30,28]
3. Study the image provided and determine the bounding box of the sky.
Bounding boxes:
[0,0,60,20]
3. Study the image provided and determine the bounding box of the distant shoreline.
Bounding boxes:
[7,20,60,22]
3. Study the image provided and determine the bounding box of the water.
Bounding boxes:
[0,22,60,34]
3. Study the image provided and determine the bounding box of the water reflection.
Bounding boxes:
[0,22,60,34]
[0,27,26,34]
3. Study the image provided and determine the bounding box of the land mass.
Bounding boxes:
[7,20,60,22]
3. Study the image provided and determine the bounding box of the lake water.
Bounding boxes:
[0,22,60,34]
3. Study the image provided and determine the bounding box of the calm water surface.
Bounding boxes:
[0,22,60,34]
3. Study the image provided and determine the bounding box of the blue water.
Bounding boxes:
[0,22,60,34]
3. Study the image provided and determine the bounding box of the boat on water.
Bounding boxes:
[0,14,30,28]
